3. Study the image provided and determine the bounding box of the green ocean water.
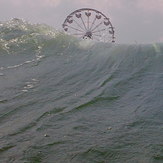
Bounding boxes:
[0,19,163,163]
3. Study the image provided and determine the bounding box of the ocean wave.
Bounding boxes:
[0,18,163,163]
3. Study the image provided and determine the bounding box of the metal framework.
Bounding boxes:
[62,8,115,42]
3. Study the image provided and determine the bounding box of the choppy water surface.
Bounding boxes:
[0,19,163,163]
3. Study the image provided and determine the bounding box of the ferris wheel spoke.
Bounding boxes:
[73,19,85,31]
[92,28,107,33]
[66,25,84,33]
[80,17,88,31]
[85,9,91,30]
[93,34,103,37]
[72,32,85,36]
[89,17,97,30]
[91,21,104,32]
[87,14,90,30]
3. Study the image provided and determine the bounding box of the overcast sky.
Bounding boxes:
[0,0,163,43]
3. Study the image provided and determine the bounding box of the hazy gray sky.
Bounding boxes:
[0,0,163,43]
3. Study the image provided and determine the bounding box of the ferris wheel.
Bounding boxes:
[62,8,115,42]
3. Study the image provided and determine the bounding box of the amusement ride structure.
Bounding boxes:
[62,8,115,42]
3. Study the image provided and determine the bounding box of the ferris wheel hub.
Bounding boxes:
[84,31,92,39]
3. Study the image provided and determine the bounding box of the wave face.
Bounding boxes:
[0,19,163,163]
